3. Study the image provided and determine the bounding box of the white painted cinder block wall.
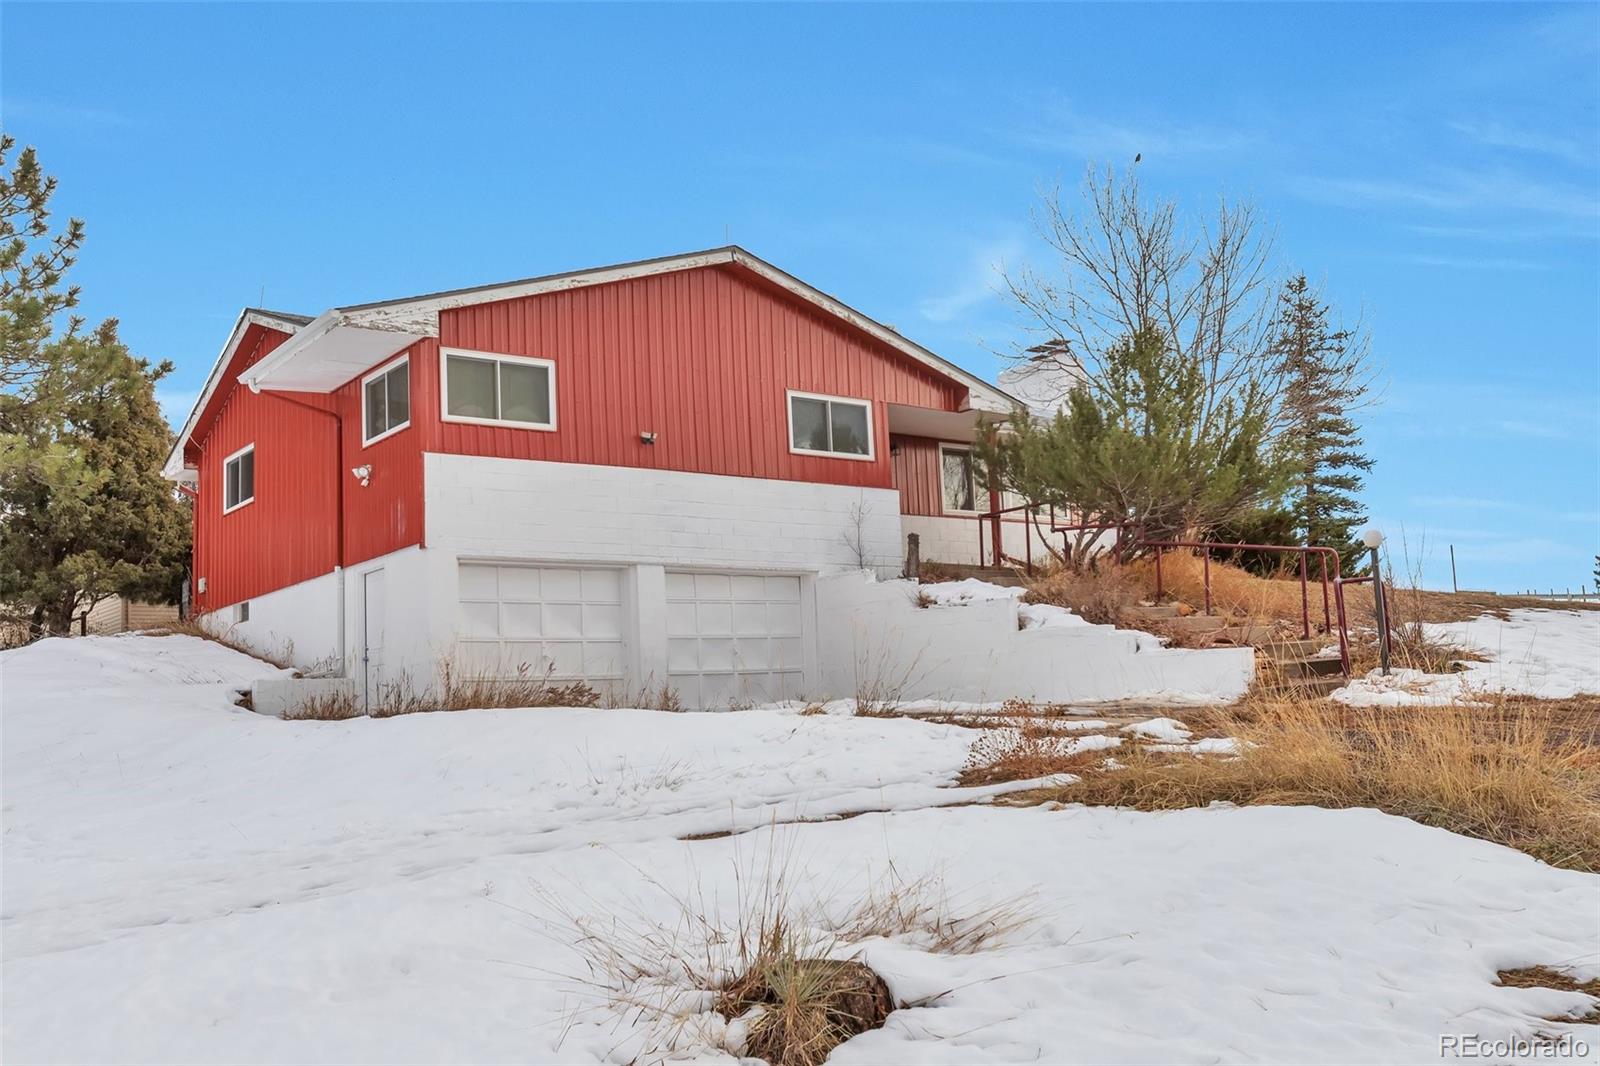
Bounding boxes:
[423,454,904,574]
[901,514,1060,568]
[815,571,1254,704]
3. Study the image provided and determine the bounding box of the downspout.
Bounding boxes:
[251,385,348,676]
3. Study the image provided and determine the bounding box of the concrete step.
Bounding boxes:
[1270,655,1346,679]
[1212,624,1280,646]
[1168,614,1226,633]
[1261,638,1326,661]
[1133,604,1181,620]
[922,565,1027,588]
[1282,675,1347,698]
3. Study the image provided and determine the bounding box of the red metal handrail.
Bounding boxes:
[1142,540,1351,675]
[975,502,1042,575]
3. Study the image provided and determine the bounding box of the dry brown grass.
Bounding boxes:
[537,835,1035,1065]
[1004,694,1600,872]
[153,619,296,669]
[282,687,363,721]
[1022,565,1144,626]
[1497,965,1600,1024]
[958,721,1119,786]
[366,658,601,718]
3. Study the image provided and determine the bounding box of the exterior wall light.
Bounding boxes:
[351,465,372,487]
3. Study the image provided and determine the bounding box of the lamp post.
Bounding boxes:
[1362,528,1390,676]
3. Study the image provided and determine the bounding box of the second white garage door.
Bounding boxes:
[666,571,805,708]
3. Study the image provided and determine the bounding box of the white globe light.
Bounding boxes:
[1361,527,1384,549]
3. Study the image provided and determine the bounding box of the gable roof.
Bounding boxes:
[164,247,1021,478]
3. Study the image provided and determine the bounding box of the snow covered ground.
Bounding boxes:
[4,634,1597,1064]
[1337,608,1600,705]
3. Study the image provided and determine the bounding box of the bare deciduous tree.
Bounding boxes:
[1004,166,1283,437]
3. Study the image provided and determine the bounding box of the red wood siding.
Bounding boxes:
[191,325,340,612]
[333,343,428,567]
[891,434,946,516]
[424,264,966,487]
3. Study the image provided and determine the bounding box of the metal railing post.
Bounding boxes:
[1202,547,1212,616]
[1154,547,1164,601]
[1299,550,1310,640]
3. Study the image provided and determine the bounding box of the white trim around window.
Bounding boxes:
[440,347,557,431]
[785,389,874,461]
[361,353,412,447]
[938,443,980,514]
[222,443,255,514]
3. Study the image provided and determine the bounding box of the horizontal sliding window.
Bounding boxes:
[442,349,555,430]
[787,390,872,460]
[362,356,411,445]
[223,444,254,514]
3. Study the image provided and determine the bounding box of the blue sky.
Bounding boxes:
[5,2,1597,592]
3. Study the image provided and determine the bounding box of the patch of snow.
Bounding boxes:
[1018,602,1091,629]
[1120,717,1194,742]
[918,578,1024,606]
[1335,609,1600,705]
[6,635,1597,1064]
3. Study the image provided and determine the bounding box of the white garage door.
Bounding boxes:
[457,564,626,683]
[666,571,805,708]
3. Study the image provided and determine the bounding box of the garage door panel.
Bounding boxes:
[583,602,623,639]
[733,602,767,635]
[668,637,700,673]
[501,602,542,638]
[768,602,802,636]
[666,601,697,637]
[695,602,732,634]
[583,643,625,677]
[459,565,499,600]
[498,567,541,600]
[695,573,732,598]
[731,574,766,600]
[542,602,584,639]
[460,601,500,639]
[665,571,697,599]
[540,568,582,599]
[582,569,622,601]
[765,576,801,601]
[772,637,804,669]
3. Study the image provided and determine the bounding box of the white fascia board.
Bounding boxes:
[161,309,313,481]
[339,249,741,336]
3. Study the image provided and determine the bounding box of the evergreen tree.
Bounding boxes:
[0,142,190,636]
[977,326,1289,555]
[0,134,85,412]
[1273,274,1374,573]
[0,321,191,634]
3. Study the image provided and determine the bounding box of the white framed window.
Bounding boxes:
[362,354,411,445]
[440,348,556,431]
[939,444,978,513]
[786,390,873,460]
[222,444,255,514]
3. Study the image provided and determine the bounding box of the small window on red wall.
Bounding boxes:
[223,444,255,514]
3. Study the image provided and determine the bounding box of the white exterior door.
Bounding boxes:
[362,569,386,709]
[666,571,804,708]
[456,564,626,685]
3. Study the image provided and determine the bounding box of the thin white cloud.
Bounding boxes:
[1019,96,1256,163]
[1399,253,1549,272]
[1448,119,1594,166]
[917,237,1023,324]
[1294,169,1600,221]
